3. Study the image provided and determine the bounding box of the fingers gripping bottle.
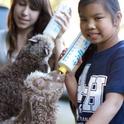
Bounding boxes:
[58,33,91,74]
[43,3,72,39]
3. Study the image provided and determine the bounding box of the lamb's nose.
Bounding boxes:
[40,63,48,73]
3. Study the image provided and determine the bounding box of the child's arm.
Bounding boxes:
[86,92,124,124]
[65,72,77,107]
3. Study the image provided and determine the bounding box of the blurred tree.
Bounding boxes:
[50,0,66,12]
[0,0,10,8]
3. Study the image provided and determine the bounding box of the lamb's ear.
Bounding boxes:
[28,38,38,43]
[28,34,43,43]
[15,93,33,123]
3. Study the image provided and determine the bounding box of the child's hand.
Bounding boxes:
[58,48,67,60]
[55,10,72,38]
[59,48,83,73]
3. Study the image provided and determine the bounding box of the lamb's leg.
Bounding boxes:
[14,92,33,124]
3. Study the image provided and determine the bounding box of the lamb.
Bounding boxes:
[21,71,64,124]
[0,70,64,124]
[0,34,56,121]
[23,71,64,124]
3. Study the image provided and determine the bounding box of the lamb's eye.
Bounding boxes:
[44,48,49,56]
[43,45,49,55]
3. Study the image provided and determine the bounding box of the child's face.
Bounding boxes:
[13,0,40,31]
[79,2,120,50]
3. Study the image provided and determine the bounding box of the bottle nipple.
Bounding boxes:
[58,66,67,74]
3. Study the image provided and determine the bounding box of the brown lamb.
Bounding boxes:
[0,34,64,123]
[0,71,64,124]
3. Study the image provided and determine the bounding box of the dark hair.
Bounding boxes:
[78,0,121,19]
[7,0,53,57]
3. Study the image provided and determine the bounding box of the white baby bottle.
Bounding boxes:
[58,33,91,74]
[43,3,72,39]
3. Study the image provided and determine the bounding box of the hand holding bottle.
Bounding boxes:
[43,3,72,40]
[54,8,72,38]
[58,33,90,74]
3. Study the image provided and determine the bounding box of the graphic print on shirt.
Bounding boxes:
[77,64,107,122]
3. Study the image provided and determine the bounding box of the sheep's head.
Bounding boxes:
[16,34,54,62]
[24,70,64,102]
[15,34,55,73]
[27,34,54,60]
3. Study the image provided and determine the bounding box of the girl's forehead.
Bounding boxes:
[79,3,111,16]
[16,0,27,3]
[79,1,108,12]
[79,2,109,15]
[16,0,35,3]
[79,2,104,9]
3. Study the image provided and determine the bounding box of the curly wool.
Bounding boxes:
[0,34,55,122]
[22,71,64,124]
[0,71,64,124]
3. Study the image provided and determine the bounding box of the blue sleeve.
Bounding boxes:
[106,47,124,93]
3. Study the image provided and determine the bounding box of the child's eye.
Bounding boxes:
[30,6,39,11]
[95,16,104,20]
[18,1,26,6]
[80,18,87,22]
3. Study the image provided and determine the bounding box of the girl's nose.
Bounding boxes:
[87,20,96,30]
[22,6,29,16]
